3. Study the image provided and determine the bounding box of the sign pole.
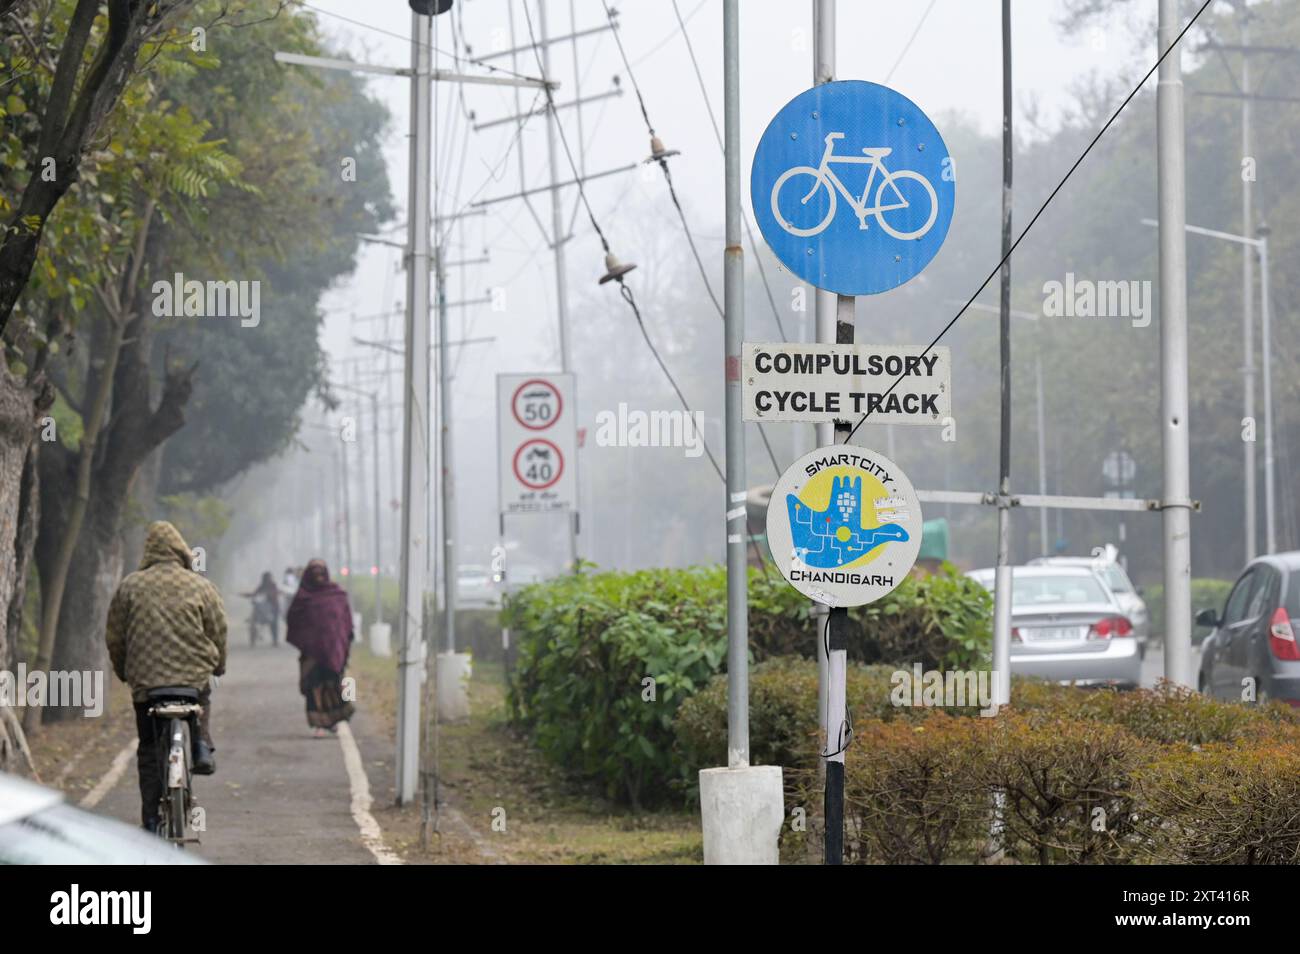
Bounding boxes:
[811,0,836,773]
[396,9,433,804]
[536,0,581,575]
[435,249,457,656]
[1158,0,1194,688]
[825,296,855,866]
[747,31,951,868]
[991,0,1014,709]
[696,0,784,868]
[722,0,749,769]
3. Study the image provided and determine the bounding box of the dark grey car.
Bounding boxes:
[1197,553,1300,706]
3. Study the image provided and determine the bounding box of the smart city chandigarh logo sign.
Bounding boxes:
[767,446,923,608]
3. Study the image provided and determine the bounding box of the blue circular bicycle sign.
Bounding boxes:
[751,80,955,297]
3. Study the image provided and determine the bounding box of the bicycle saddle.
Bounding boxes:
[146,686,200,702]
[861,147,892,157]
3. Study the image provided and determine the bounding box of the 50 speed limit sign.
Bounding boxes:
[497,373,576,514]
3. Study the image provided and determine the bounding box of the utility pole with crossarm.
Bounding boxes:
[274,6,551,806]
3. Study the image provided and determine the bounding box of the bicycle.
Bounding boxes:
[146,686,205,846]
[244,592,276,647]
[770,132,938,240]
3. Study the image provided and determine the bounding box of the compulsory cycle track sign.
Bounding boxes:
[751,80,955,296]
[767,445,923,608]
[742,342,951,425]
[497,373,576,515]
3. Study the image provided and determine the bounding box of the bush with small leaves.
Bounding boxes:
[1134,744,1300,864]
[975,714,1153,865]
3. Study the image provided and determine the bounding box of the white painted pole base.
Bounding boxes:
[435,651,472,722]
[368,622,392,658]
[698,765,784,865]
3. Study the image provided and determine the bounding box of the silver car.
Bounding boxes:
[456,563,499,607]
[0,773,203,864]
[1029,552,1151,658]
[968,565,1142,687]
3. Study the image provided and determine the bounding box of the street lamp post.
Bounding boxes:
[1140,217,1276,554]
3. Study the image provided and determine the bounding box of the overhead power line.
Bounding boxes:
[602,0,784,478]
[669,0,789,345]
[846,0,1217,443]
[520,1,770,572]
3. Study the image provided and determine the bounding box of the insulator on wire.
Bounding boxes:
[644,136,680,164]
[598,252,637,285]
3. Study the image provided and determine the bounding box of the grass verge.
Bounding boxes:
[348,646,702,864]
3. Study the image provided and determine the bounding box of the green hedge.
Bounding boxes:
[503,564,992,807]
[675,657,991,786]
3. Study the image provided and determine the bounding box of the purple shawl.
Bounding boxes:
[286,560,353,674]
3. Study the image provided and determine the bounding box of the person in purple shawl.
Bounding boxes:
[286,559,356,735]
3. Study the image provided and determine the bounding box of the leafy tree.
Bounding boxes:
[1,2,392,726]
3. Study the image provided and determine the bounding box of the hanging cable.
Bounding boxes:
[289,0,549,86]
[601,0,783,478]
[669,0,789,344]
[520,1,771,575]
[845,0,1217,444]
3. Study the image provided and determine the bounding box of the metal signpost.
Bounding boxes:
[750,75,953,864]
[274,13,551,805]
[766,445,922,864]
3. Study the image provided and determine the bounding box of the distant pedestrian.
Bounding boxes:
[285,559,355,736]
[281,566,299,620]
[242,571,281,646]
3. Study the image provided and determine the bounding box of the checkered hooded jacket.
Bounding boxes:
[106,521,228,702]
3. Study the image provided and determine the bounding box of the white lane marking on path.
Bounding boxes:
[337,721,403,865]
[80,739,138,809]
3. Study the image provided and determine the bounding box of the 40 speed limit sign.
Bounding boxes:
[497,373,577,515]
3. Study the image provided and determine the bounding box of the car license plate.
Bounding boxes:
[1024,625,1085,641]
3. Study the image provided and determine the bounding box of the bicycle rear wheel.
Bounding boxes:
[167,787,186,840]
[873,169,938,240]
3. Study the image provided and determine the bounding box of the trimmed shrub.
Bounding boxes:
[1135,744,1300,864]
[675,658,905,784]
[506,564,992,806]
[978,714,1153,865]
[687,662,1300,863]
[857,567,994,670]
[675,657,991,787]
[836,715,991,864]
[1009,680,1300,745]
[504,567,729,808]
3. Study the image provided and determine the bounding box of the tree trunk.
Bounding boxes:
[47,486,124,694]
[0,361,45,772]
[25,319,126,731]
[35,342,196,725]
[122,447,162,571]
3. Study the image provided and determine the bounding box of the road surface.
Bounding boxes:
[1139,642,1199,688]
[91,642,396,864]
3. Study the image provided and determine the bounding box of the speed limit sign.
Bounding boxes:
[511,378,564,430]
[497,373,576,514]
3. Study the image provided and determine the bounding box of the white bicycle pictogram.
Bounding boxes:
[770,132,939,240]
